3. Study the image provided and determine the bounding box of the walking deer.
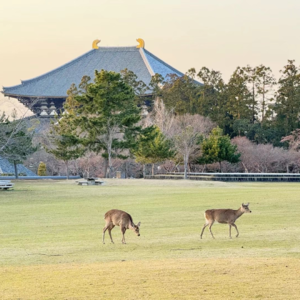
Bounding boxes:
[103,209,141,244]
[200,203,252,239]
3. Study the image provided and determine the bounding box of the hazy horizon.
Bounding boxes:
[1,0,300,116]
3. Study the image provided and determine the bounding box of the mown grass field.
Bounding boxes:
[0,179,300,299]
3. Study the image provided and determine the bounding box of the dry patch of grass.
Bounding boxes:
[1,257,299,299]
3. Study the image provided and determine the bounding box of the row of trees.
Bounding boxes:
[151,60,300,146]
[3,59,300,178]
[44,70,242,178]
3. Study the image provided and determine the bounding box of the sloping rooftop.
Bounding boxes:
[0,156,36,176]
[2,45,185,98]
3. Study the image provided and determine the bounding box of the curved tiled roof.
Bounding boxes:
[2,46,185,98]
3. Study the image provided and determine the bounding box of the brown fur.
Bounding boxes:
[103,209,141,244]
[200,203,252,239]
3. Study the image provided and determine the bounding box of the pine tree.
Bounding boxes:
[197,67,228,130]
[67,70,142,178]
[274,60,300,137]
[0,113,37,178]
[45,82,86,179]
[120,68,147,106]
[161,69,200,115]
[254,65,276,123]
[226,67,252,135]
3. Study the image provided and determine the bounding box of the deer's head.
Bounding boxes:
[133,222,141,236]
[241,203,252,213]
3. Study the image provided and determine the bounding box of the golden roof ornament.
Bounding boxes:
[92,39,101,49]
[136,38,145,49]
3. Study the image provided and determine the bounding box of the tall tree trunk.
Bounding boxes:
[262,80,266,123]
[143,164,146,178]
[242,162,248,173]
[219,161,222,173]
[65,161,69,180]
[152,164,155,176]
[13,160,18,179]
[184,154,188,179]
[108,150,112,179]
[252,83,255,124]
[125,160,128,179]
[103,157,108,178]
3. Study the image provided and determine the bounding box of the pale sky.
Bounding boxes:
[1,0,300,116]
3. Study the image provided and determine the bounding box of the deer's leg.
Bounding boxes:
[103,225,109,244]
[200,223,209,239]
[108,225,115,243]
[209,222,215,239]
[229,224,232,239]
[232,223,239,237]
[121,227,126,244]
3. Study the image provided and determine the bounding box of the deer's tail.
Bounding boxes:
[203,210,210,222]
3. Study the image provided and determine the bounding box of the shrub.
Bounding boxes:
[37,162,47,176]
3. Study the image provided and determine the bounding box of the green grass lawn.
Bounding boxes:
[0,179,299,299]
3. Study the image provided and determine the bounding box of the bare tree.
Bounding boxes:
[142,97,175,137]
[75,152,105,178]
[232,136,300,173]
[281,129,300,152]
[142,99,216,177]
[171,114,214,179]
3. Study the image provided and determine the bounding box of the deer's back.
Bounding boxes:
[104,209,133,226]
[205,209,236,224]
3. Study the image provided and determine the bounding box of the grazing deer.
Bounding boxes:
[200,203,252,239]
[103,209,141,244]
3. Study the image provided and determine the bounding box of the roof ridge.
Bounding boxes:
[143,49,184,77]
[138,48,155,76]
[96,46,137,48]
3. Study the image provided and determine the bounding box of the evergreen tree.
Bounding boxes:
[161,69,200,115]
[0,113,37,178]
[226,67,252,135]
[274,60,300,137]
[46,131,84,179]
[133,126,175,176]
[120,68,148,106]
[149,73,165,100]
[254,65,276,123]
[67,70,141,178]
[45,83,86,179]
[243,65,259,124]
[199,127,240,172]
[197,67,228,130]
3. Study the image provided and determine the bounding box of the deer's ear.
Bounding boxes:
[137,222,141,227]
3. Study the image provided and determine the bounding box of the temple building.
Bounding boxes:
[2,39,185,118]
